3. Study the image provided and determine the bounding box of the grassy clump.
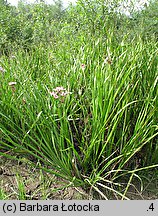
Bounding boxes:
[0,0,158,199]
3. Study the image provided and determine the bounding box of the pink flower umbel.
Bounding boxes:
[0,66,5,73]
[49,91,59,99]
[10,55,16,59]
[54,86,66,92]
[49,86,72,100]
[60,91,69,96]
[8,81,17,94]
[104,56,112,65]
[8,82,17,86]
[81,64,86,70]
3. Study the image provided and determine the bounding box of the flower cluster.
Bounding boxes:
[0,66,5,73]
[11,55,16,59]
[81,64,86,70]
[8,82,17,86]
[8,81,17,93]
[49,86,72,99]
[104,56,112,65]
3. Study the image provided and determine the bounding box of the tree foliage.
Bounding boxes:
[133,0,158,39]
[0,0,157,55]
[0,0,64,54]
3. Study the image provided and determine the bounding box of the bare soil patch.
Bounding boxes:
[0,155,158,200]
[0,156,89,200]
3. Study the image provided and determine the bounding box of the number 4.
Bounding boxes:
[149,203,154,211]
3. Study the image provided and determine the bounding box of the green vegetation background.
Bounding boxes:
[0,0,158,199]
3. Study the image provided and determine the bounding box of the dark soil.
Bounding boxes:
[0,155,89,200]
[0,154,158,200]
